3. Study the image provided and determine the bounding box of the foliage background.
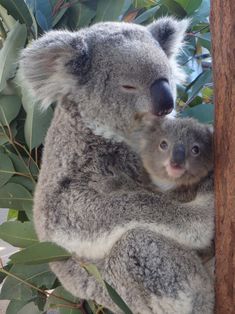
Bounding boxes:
[0,0,213,313]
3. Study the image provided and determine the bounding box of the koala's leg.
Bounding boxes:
[50,258,123,314]
[103,228,214,314]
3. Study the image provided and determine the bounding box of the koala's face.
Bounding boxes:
[20,18,189,141]
[130,113,213,187]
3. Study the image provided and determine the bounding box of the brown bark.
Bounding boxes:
[210,0,235,313]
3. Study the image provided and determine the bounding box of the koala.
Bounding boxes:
[129,113,215,264]
[91,113,214,202]
[128,112,214,198]
[20,18,214,314]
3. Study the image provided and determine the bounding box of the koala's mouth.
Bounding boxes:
[165,163,186,178]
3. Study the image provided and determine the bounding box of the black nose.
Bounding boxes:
[150,79,174,116]
[171,144,185,166]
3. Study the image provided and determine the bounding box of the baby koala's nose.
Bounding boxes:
[171,144,186,167]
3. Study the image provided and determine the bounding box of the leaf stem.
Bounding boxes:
[0,267,87,312]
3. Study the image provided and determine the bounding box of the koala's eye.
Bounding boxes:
[191,145,200,156]
[121,85,137,91]
[159,140,168,151]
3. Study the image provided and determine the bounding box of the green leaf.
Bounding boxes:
[21,87,53,151]
[18,302,42,314]
[134,5,159,24]
[186,70,212,105]
[46,286,82,314]
[0,152,14,187]
[7,208,18,220]
[180,103,214,124]
[84,263,133,314]
[0,121,18,145]
[84,264,105,286]
[197,32,211,51]
[6,300,29,314]
[69,3,96,30]
[133,0,156,8]
[104,281,133,314]
[52,7,68,27]
[94,0,125,22]
[0,0,33,27]
[0,22,27,92]
[175,0,202,14]
[7,151,29,175]
[9,176,35,193]
[10,242,71,264]
[0,183,33,218]
[0,263,56,301]
[160,0,187,17]
[0,95,21,126]
[0,221,38,247]
[0,263,12,284]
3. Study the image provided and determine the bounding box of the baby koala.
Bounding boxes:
[90,112,214,202]
[129,112,214,202]
[129,112,215,265]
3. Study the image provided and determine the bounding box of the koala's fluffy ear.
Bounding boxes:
[148,17,190,58]
[20,30,90,110]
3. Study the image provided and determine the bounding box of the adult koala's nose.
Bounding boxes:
[150,79,174,116]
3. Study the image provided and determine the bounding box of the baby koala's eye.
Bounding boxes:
[159,140,168,151]
[191,145,200,156]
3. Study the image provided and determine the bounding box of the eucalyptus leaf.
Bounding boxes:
[69,3,96,30]
[134,5,159,24]
[6,151,29,174]
[94,0,125,22]
[18,302,43,314]
[35,0,52,30]
[160,0,187,17]
[0,152,15,187]
[0,22,27,92]
[0,95,21,125]
[9,176,35,193]
[7,208,18,220]
[0,221,38,247]
[10,242,71,264]
[21,86,53,151]
[0,0,33,27]
[84,263,105,286]
[104,281,133,314]
[175,0,202,14]
[186,70,212,104]
[6,300,30,314]
[0,183,33,216]
[0,263,56,301]
[46,286,82,314]
[0,264,12,284]
[197,32,211,51]
[180,103,214,124]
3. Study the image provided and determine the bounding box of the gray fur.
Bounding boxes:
[20,18,214,313]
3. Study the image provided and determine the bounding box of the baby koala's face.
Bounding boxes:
[129,113,213,190]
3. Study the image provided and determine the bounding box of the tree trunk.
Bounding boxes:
[210,1,235,313]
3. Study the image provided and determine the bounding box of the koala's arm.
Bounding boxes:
[36,171,214,260]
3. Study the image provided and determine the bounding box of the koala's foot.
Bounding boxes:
[50,258,122,314]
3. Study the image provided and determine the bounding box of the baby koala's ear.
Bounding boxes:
[148,17,190,58]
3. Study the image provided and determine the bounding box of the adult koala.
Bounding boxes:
[20,18,214,314]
